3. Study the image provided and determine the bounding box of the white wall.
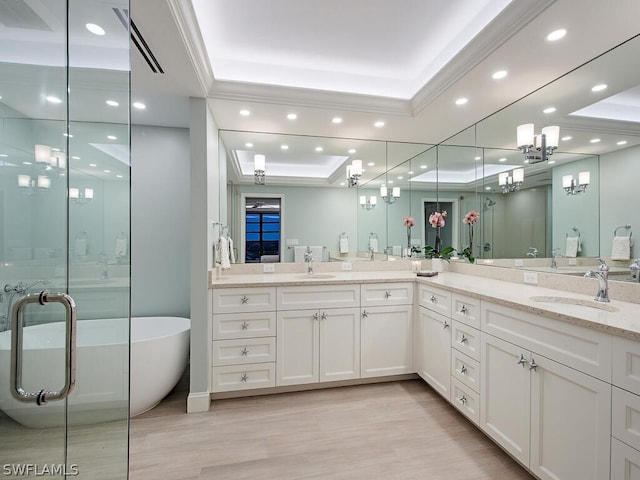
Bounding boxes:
[131,125,190,317]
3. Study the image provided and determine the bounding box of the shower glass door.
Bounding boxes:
[0,1,131,478]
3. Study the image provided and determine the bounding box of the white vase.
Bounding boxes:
[431,258,444,272]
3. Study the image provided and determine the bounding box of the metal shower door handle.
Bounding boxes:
[10,290,77,405]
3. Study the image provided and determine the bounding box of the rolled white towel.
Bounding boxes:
[611,236,631,260]
[339,237,349,254]
[218,237,231,269]
[228,237,236,264]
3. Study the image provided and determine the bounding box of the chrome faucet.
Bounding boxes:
[527,247,538,258]
[99,255,109,280]
[368,245,375,261]
[630,258,640,282]
[551,248,563,270]
[304,247,314,274]
[584,258,610,302]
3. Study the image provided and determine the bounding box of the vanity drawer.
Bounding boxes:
[213,338,276,366]
[451,349,480,393]
[451,293,480,329]
[481,302,612,381]
[212,311,276,340]
[612,335,640,395]
[451,378,480,425]
[212,363,276,392]
[277,284,360,310]
[212,287,276,314]
[451,320,480,361]
[611,437,640,480]
[417,284,451,316]
[361,282,413,307]
[613,386,640,452]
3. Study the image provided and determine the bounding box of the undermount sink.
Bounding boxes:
[529,295,619,312]
[295,274,336,280]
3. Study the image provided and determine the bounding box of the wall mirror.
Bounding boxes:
[219,32,640,274]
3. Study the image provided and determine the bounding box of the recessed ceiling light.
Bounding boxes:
[523,159,530,164]
[498,158,507,162]
[89,163,97,167]
[548,160,556,164]
[52,148,60,151]
[281,145,288,150]
[0,153,7,158]
[315,146,323,152]
[116,174,123,179]
[546,29,567,42]
[561,136,572,141]
[287,113,297,120]
[543,107,556,114]
[420,164,427,169]
[485,186,492,190]
[104,169,111,173]
[71,156,80,160]
[86,23,105,36]
[46,95,62,104]
[239,109,250,116]
[106,100,119,107]
[590,138,601,143]
[397,176,403,180]
[492,70,507,80]
[374,121,385,127]
[455,97,468,105]
[474,156,482,161]
[348,149,356,154]
[332,117,343,124]
[107,135,117,140]
[133,102,146,110]
[63,133,73,137]
[591,84,607,92]
[617,140,628,145]
[368,162,375,167]
[22,161,32,165]
[245,142,253,148]
[408,170,414,175]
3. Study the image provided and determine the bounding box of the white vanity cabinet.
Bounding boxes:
[360,283,413,378]
[611,336,640,479]
[211,287,277,392]
[276,284,360,386]
[480,302,612,480]
[415,306,451,400]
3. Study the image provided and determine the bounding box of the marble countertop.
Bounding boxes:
[211,269,640,340]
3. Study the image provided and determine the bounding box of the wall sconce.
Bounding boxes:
[517,124,559,164]
[18,174,50,194]
[254,154,265,185]
[69,187,94,205]
[562,171,590,195]
[380,185,400,204]
[346,159,362,188]
[359,195,376,210]
[498,167,524,194]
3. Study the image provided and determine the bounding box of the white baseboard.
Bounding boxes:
[186,392,210,413]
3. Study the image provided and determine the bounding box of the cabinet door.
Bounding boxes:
[361,304,413,378]
[276,309,319,386]
[480,333,531,467]
[612,437,640,480]
[530,354,611,480]
[319,307,360,382]
[416,306,451,400]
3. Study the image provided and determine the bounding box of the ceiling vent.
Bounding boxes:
[113,7,164,74]
[0,0,51,31]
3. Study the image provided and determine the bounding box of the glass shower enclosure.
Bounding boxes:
[0,1,130,478]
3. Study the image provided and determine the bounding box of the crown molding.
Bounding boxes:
[166,0,213,96]
[411,0,557,115]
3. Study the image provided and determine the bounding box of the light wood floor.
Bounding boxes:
[129,377,535,480]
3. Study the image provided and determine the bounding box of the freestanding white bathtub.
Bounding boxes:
[0,316,190,428]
